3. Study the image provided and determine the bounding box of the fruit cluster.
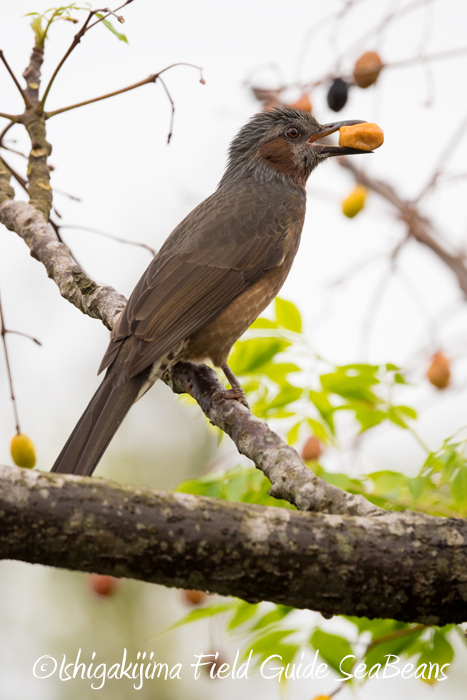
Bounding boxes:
[327,51,384,112]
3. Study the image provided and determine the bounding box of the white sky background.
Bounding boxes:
[1,0,467,698]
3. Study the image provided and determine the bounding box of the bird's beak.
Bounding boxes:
[308,119,373,156]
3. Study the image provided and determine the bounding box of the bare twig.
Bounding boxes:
[86,1,134,31]
[39,1,134,111]
[6,330,41,345]
[60,224,156,256]
[0,121,16,148]
[44,63,205,119]
[0,143,28,159]
[52,187,81,202]
[0,50,31,108]
[158,76,175,143]
[0,291,21,434]
[416,111,467,202]
[366,623,426,650]
[388,46,467,70]
[0,112,18,122]
[0,156,28,191]
[338,158,467,298]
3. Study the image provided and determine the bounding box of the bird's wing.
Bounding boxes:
[99,186,302,377]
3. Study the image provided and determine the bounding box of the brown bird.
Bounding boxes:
[52,107,370,476]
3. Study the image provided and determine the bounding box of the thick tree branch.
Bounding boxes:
[1,464,466,625]
[339,158,467,297]
[165,362,383,516]
[14,46,53,220]
[0,200,126,329]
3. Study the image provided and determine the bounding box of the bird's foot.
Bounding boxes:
[210,385,250,410]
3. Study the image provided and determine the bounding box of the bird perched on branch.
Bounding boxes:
[52,107,370,477]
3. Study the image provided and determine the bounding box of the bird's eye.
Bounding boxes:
[286,127,300,139]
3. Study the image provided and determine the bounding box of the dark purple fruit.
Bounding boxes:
[327,78,348,112]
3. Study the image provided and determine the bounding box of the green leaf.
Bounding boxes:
[267,386,302,410]
[306,418,329,443]
[251,606,293,631]
[368,470,409,499]
[95,13,128,42]
[363,627,424,669]
[262,362,301,384]
[320,367,379,402]
[164,602,235,633]
[287,420,302,445]
[229,338,289,375]
[411,630,454,684]
[317,469,365,494]
[275,298,302,333]
[386,406,409,429]
[309,391,335,434]
[408,476,430,503]
[394,405,417,420]
[249,629,297,660]
[250,317,278,329]
[253,643,300,673]
[451,466,467,504]
[310,629,354,674]
[226,601,259,631]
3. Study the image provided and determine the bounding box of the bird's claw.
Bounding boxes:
[210,386,250,410]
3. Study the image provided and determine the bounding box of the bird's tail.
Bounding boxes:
[51,370,149,477]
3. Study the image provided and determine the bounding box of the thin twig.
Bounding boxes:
[39,1,134,111]
[388,46,467,70]
[52,187,81,202]
[0,144,28,159]
[0,50,31,108]
[0,291,20,434]
[45,63,204,119]
[366,624,426,650]
[0,121,15,148]
[0,112,18,122]
[158,76,175,143]
[95,7,126,24]
[86,0,134,31]
[7,330,41,345]
[0,156,28,190]
[60,224,156,256]
[416,111,467,202]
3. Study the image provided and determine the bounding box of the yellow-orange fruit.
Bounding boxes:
[301,436,323,461]
[289,93,312,113]
[10,433,36,469]
[181,589,208,606]
[342,185,368,218]
[353,51,383,88]
[88,574,120,597]
[427,353,450,389]
[339,123,384,151]
[311,696,332,700]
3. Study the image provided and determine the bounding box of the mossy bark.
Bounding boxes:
[1,464,467,624]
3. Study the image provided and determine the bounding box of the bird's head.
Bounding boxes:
[221,106,371,188]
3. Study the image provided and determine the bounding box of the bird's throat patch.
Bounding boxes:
[258,138,301,182]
